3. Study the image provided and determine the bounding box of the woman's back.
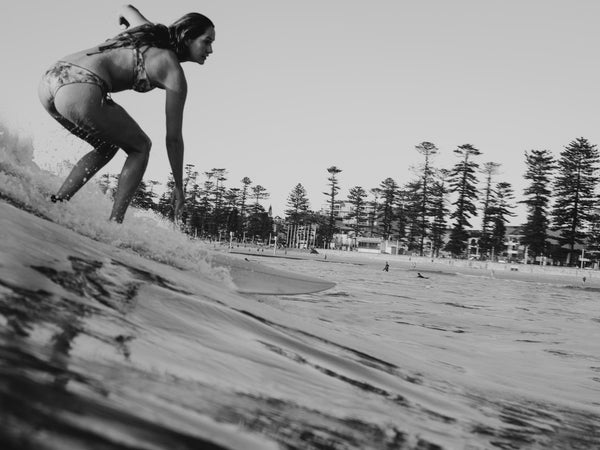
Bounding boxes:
[59,43,169,93]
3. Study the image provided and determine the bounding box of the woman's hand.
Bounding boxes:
[117,4,151,29]
[118,15,130,28]
[172,186,184,224]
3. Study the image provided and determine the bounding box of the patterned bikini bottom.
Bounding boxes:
[41,61,111,100]
[39,61,118,153]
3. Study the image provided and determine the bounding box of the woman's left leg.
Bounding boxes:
[52,115,119,201]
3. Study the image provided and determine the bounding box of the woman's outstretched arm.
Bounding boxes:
[117,4,151,28]
[159,54,188,222]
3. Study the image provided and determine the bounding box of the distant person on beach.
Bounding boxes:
[38,4,215,222]
[383,262,389,272]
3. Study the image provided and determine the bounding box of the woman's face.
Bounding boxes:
[187,27,215,64]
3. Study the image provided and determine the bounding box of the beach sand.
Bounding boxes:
[225,246,599,289]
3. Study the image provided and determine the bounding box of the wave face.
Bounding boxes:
[2,125,600,449]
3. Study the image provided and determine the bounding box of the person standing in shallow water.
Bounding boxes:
[38,4,215,223]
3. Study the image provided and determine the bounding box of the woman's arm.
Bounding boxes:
[165,83,186,222]
[117,4,151,28]
[160,56,188,221]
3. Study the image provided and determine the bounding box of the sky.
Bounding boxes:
[3,0,600,225]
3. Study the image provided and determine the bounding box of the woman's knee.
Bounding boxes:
[141,133,152,153]
[129,133,152,158]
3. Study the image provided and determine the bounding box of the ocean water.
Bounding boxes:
[1,127,600,449]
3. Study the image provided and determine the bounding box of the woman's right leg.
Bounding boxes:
[51,83,152,222]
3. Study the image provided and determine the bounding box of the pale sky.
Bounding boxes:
[3,1,600,225]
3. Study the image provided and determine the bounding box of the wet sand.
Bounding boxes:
[226,246,600,290]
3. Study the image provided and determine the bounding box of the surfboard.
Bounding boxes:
[211,253,335,295]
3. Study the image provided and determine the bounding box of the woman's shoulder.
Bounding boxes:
[144,47,186,87]
[144,46,181,67]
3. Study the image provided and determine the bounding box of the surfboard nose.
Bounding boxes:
[211,253,335,295]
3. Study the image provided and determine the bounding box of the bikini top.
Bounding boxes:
[132,47,155,93]
[86,45,155,93]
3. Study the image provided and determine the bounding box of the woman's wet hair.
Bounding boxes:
[94,13,214,60]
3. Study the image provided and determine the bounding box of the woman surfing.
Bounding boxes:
[38,4,215,223]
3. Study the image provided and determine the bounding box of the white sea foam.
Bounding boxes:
[0,121,231,285]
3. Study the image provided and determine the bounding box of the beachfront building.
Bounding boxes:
[465,227,528,262]
[467,233,481,259]
[327,233,404,254]
[504,226,527,262]
[313,200,381,250]
[353,237,402,254]
[355,237,381,253]
[285,223,319,249]
[318,201,378,231]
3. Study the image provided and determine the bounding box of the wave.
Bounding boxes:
[0,196,449,449]
[3,121,600,449]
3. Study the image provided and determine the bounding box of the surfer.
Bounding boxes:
[38,4,215,223]
[417,272,428,279]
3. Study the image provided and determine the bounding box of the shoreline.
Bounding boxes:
[223,245,600,289]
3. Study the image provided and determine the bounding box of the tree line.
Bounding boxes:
[102,137,600,265]
[99,166,275,242]
[313,138,599,265]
